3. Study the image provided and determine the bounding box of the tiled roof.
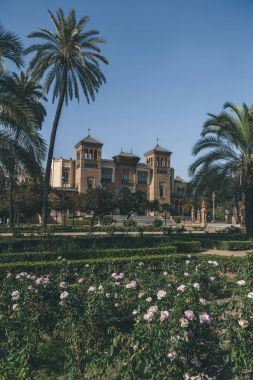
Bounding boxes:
[75,134,103,147]
[152,144,172,153]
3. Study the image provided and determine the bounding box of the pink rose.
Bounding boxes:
[199,312,211,324]
[160,310,170,321]
[177,284,186,293]
[184,310,195,320]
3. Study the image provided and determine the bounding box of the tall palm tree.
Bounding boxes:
[25,8,108,226]
[0,72,47,226]
[189,102,253,237]
[0,25,23,73]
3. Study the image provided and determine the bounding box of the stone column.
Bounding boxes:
[201,199,207,227]
[191,206,195,222]
[197,208,201,223]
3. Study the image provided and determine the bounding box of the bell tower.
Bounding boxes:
[75,132,103,192]
[144,141,171,205]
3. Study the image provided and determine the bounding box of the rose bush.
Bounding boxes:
[0,254,252,379]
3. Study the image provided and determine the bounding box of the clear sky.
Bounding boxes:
[1,0,253,178]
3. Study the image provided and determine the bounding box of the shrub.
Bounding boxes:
[218,240,253,251]
[122,219,137,228]
[152,219,163,228]
[173,216,181,224]
[100,216,115,226]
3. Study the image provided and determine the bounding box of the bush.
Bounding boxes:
[0,252,249,378]
[173,216,181,224]
[0,245,179,265]
[218,240,253,251]
[122,219,137,228]
[152,219,163,228]
[100,216,115,226]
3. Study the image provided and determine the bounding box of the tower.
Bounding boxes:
[75,133,103,192]
[144,142,171,205]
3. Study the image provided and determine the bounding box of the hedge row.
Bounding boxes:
[218,240,253,251]
[0,242,202,264]
[0,252,245,274]
[0,234,246,252]
[0,246,176,263]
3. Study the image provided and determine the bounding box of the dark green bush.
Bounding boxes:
[0,252,245,274]
[152,219,163,228]
[0,245,177,263]
[0,234,247,253]
[218,240,253,251]
[122,219,137,228]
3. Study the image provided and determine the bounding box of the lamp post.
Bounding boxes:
[212,192,215,222]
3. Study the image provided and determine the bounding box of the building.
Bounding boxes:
[50,133,187,212]
[170,168,188,216]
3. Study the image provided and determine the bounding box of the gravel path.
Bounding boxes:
[203,249,248,257]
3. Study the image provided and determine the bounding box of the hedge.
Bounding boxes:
[0,234,244,253]
[218,240,253,251]
[0,245,177,263]
[0,252,245,274]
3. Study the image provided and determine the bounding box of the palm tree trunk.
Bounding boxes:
[9,174,14,227]
[41,66,68,227]
[245,161,253,237]
[245,184,253,238]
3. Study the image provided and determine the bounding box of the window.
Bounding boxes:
[159,182,164,198]
[137,171,148,185]
[87,177,95,189]
[101,168,112,183]
[62,170,69,183]
[122,170,130,184]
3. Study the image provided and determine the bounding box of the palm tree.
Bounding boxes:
[25,8,108,226]
[0,72,47,226]
[0,25,23,73]
[189,102,253,237]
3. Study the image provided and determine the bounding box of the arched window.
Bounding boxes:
[84,149,88,159]
[161,157,164,167]
[159,183,164,198]
[119,187,131,198]
[122,170,130,183]
[94,150,97,160]
[89,149,93,160]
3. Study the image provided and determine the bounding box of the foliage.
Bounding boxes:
[0,24,23,74]
[25,8,108,226]
[122,218,137,228]
[152,218,163,228]
[189,103,253,237]
[0,251,252,378]
[80,187,115,225]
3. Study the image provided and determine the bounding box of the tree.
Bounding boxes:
[119,191,149,219]
[160,203,172,226]
[14,179,43,224]
[0,25,23,74]
[0,72,46,226]
[26,8,108,227]
[48,191,64,224]
[189,102,253,237]
[80,188,114,226]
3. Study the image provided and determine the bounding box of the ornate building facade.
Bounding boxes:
[50,133,187,212]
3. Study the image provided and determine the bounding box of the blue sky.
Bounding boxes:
[1,0,253,178]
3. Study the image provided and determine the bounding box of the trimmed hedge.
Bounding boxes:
[0,252,245,274]
[0,245,178,263]
[218,240,253,251]
[0,234,242,253]
[0,241,202,263]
